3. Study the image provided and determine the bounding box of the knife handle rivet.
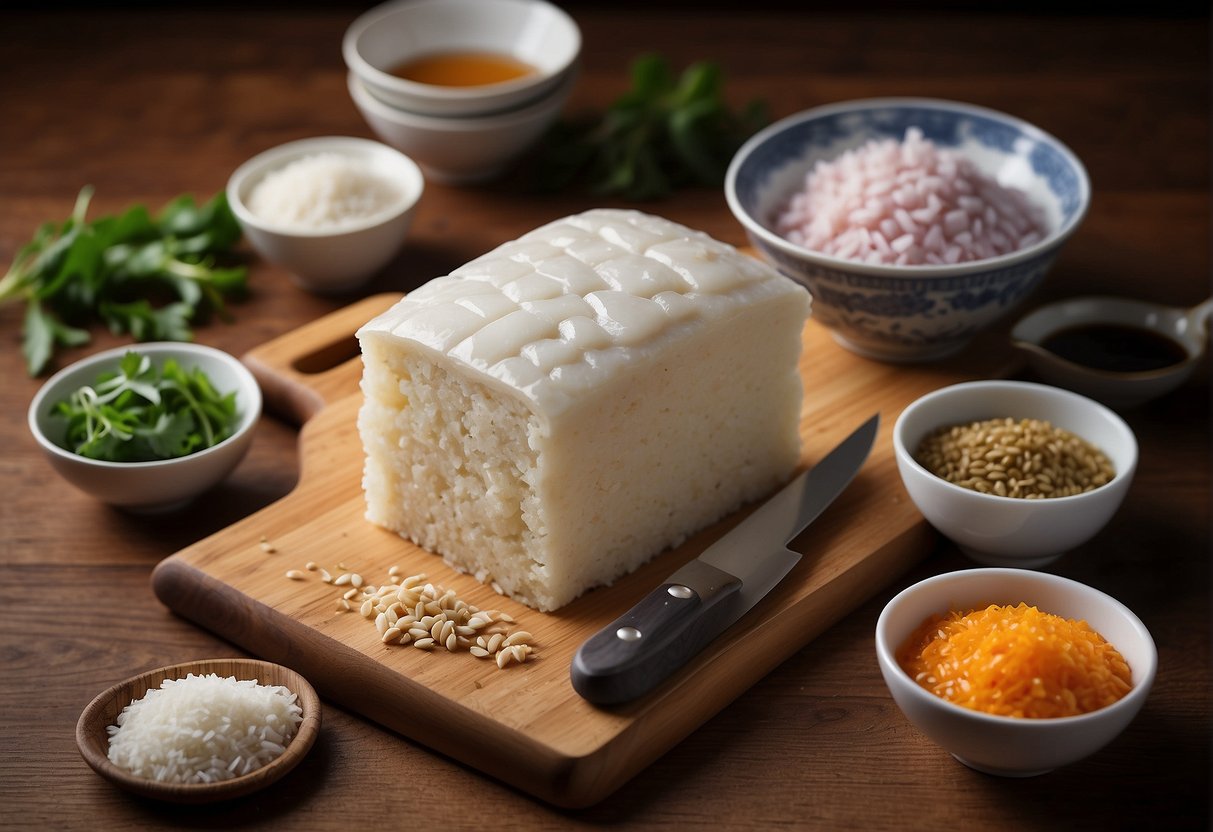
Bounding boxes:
[667,585,694,600]
[616,626,642,642]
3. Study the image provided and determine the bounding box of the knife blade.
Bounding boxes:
[570,413,880,705]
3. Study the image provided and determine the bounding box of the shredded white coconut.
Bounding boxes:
[775,127,1047,266]
[249,152,404,231]
[106,672,303,784]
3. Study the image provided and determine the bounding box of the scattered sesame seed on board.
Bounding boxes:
[282,559,536,667]
[503,631,532,647]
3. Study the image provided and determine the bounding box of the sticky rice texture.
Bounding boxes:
[358,209,811,611]
[776,127,1047,266]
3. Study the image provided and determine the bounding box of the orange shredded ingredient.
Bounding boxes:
[897,602,1132,718]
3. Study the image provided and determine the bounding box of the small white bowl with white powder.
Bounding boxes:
[228,136,424,294]
[77,659,321,802]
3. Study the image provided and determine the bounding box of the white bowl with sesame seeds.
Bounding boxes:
[893,380,1137,567]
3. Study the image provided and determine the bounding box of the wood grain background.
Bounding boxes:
[1,6,1208,830]
[152,293,1014,807]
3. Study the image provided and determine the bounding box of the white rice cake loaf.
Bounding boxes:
[357,209,811,611]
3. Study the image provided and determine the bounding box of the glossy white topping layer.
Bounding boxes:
[358,209,806,417]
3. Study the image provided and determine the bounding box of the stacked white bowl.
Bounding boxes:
[344,0,581,184]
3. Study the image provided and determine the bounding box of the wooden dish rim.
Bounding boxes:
[75,657,322,804]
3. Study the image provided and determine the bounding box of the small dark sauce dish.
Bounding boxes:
[1012,295,1212,408]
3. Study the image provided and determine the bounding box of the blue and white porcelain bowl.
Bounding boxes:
[725,98,1090,362]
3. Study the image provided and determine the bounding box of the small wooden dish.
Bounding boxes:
[76,658,321,803]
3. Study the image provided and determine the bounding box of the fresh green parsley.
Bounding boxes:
[0,187,247,376]
[54,351,241,462]
[534,54,768,200]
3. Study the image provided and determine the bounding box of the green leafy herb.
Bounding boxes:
[533,54,768,200]
[0,187,247,376]
[53,350,241,462]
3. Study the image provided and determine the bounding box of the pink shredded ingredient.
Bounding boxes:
[775,128,1048,266]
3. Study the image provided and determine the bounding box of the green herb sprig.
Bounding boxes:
[0,187,247,376]
[535,54,768,200]
[54,351,241,462]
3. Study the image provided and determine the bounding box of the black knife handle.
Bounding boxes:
[570,560,744,705]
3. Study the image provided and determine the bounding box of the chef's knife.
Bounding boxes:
[570,413,880,706]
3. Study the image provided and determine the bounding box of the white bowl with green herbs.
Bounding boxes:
[28,342,261,513]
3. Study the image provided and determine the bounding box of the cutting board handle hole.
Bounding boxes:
[292,336,360,375]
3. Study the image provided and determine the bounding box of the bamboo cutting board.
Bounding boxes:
[152,293,1014,808]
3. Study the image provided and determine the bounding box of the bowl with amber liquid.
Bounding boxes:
[343,0,581,117]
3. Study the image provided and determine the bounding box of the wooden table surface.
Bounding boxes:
[2,5,1209,829]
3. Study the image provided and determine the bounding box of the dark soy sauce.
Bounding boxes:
[1040,323,1189,373]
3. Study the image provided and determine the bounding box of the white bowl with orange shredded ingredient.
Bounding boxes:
[875,568,1156,777]
[894,380,1138,567]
